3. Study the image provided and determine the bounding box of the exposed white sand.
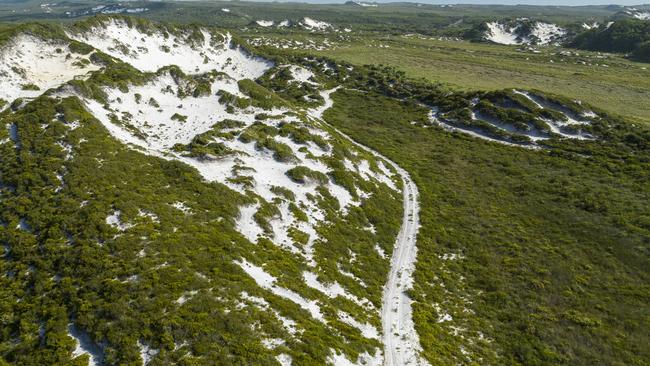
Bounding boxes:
[275,310,299,335]
[138,340,159,365]
[240,291,270,309]
[0,34,99,106]
[82,63,392,271]
[485,22,519,45]
[236,259,324,321]
[236,203,265,244]
[328,348,383,366]
[354,160,398,191]
[634,12,650,20]
[68,324,104,366]
[513,90,593,140]
[262,338,285,349]
[50,22,413,363]
[240,292,299,336]
[67,19,271,78]
[287,65,317,85]
[472,110,548,142]
[85,81,343,264]
[276,354,293,366]
[374,244,387,259]
[530,22,566,45]
[105,210,133,231]
[175,290,197,305]
[626,8,650,20]
[429,89,593,147]
[354,1,379,7]
[138,209,159,223]
[301,17,333,31]
[429,110,539,149]
[485,21,565,46]
[256,20,275,27]
[171,201,191,214]
[338,310,380,340]
[582,22,599,30]
[303,271,373,309]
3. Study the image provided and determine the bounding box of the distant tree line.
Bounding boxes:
[571,19,650,62]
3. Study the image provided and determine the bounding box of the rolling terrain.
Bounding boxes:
[0,5,648,366]
[0,16,416,366]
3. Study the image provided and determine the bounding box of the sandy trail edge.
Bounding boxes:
[310,88,429,366]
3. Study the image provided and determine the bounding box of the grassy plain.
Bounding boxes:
[314,35,650,126]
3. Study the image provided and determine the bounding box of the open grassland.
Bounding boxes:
[313,35,650,126]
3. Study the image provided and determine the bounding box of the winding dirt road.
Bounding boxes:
[311,88,429,366]
[379,164,427,366]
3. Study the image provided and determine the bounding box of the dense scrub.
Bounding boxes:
[571,19,650,62]
[0,17,409,365]
[324,87,649,366]
[1,13,649,366]
[0,92,404,364]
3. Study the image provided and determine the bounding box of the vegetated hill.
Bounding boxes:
[0,15,404,366]
[464,15,650,62]
[571,18,650,62]
[473,18,568,46]
[0,14,648,366]
[614,6,650,21]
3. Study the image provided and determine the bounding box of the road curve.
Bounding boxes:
[311,88,429,366]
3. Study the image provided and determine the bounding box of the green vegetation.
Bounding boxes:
[310,35,650,126]
[324,85,649,366]
[217,89,252,111]
[68,40,94,55]
[0,0,617,34]
[171,122,243,160]
[238,79,290,110]
[572,19,650,62]
[237,122,297,163]
[0,22,67,46]
[20,83,40,91]
[285,166,328,185]
[170,112,187,123]
[258,66,324,108]
[278,122,328,150]
[256,137,296,163]
[0,16,410,365]
[0,9,648,366]
[253,200,281,234]
[0,96,267,365]
[270,185,295,201]
[632,40,650,62]
[0,92,402,365]
[175,139,234,160]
